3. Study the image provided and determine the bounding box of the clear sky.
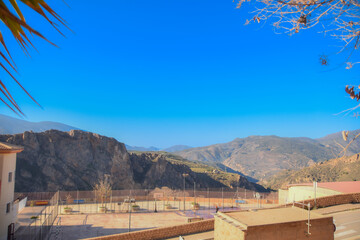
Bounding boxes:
[1,0,359,148]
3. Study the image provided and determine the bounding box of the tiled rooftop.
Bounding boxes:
[0,142,23,153]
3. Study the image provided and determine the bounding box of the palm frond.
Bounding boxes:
[0,0,67,115]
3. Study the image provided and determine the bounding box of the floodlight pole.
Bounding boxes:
[194,182,196,205]
[128,197,132,232]
[207,188,210,212]
[183,176,186,212]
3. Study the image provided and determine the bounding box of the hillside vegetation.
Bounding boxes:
[261,153,360,190]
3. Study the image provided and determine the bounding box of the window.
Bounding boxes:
[6,203,10,213]
[8,172,12,183]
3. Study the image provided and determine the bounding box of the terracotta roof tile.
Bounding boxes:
[0,142,23,153]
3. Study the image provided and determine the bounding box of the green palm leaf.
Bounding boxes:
[0,0,67,116]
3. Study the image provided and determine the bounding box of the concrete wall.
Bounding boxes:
[214,215,245,240]
[0,153,17,240]
[287,186,342,203]
[245,217,334,240]
[291,192,360,209]
[86,219,214,240]
[278,189,288,204]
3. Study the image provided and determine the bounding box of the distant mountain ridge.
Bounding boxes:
[174,130,360,181]
[0,114,80,134]
[125,145,160,151]
[126,144,193,152]
[162,145,192,152]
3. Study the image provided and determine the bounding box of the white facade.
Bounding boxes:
[279,185,342,204]
[0,143,22,240]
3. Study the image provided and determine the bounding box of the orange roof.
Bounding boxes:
[288,181,360,194]
[0,142,23,153]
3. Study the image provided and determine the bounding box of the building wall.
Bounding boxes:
[86,219,214,240]
[287,186,342,203]
[214,215,245,240]
[291,192,360,209]
[0,153,17,240]
[245,217,334,240]
[278,189,288,204]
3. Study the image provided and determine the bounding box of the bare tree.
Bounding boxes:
[237,0,360,143]
[237,0,360,60]
[94,174,112,207]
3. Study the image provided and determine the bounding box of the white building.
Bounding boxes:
[0,142,23,240]
[279,181,360,204]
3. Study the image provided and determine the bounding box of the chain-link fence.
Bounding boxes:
[15,191,59,240]
[16,188,278,216]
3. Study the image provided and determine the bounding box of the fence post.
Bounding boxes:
[193,182,196,207]
[110,190,113,213]
[77,190,79,212]
[146,189,149,213]
[222,187,224,210]
[207,188,210,212]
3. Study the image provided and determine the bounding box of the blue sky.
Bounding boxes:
[1,0,359,148]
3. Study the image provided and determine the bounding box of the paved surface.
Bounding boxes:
[332,209,360,240]
[16,206,45,227]
[49,211,195,240]
[43,203,360,240]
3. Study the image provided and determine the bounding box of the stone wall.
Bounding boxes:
[86,219,214,240]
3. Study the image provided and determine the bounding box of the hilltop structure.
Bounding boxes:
[279,181,360,204]
[0,142,23,240]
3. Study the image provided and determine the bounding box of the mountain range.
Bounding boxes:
[174,131,360,181]
[0,114,191,152]
[0,130,264,192]
[0,114,80,134]
[2,114,359,188]
[126,144,193,152]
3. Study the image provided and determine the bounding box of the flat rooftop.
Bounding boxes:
[221,207,328,227]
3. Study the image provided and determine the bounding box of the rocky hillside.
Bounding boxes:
[130,151,266,191]
[0,130,264,192]
[261,153,360,190]
[174,130,360,181]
